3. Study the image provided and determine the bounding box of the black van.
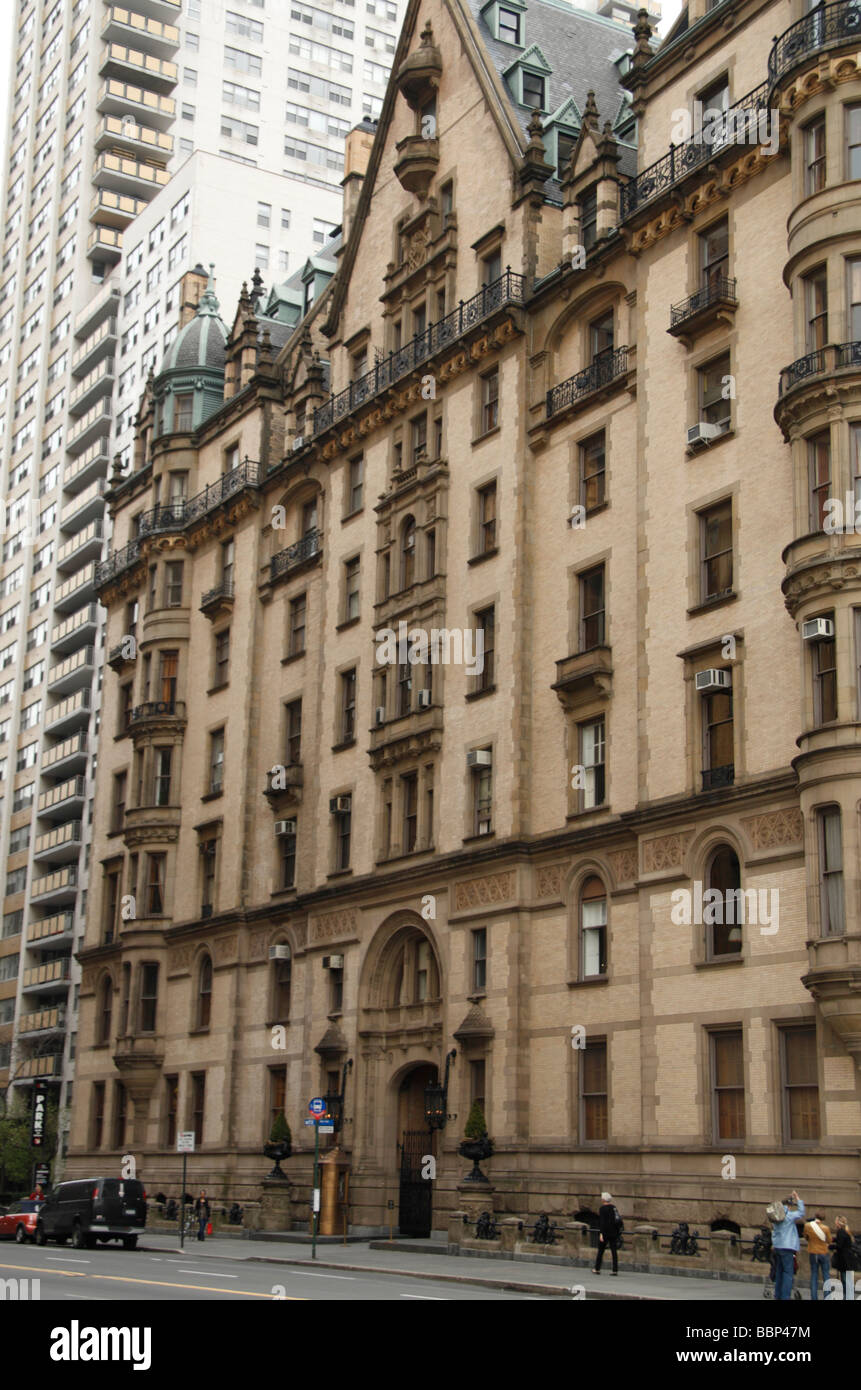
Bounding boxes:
[35,1178,147,1250]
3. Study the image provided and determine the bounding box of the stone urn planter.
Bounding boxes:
[263,1114,293,1179]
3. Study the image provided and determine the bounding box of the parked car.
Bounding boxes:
[0,1198,41,1243]
[35,1178,147,1250]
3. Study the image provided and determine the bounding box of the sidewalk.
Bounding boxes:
[139,1231,769,1300]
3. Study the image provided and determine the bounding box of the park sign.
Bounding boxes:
[30,1081,47,1148]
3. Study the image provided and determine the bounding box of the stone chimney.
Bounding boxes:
[342,122,376,244]
[179,263,209,328]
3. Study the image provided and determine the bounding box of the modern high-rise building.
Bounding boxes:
[0,0,404,1169]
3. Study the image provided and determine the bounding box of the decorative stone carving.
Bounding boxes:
[213,934,238,964]
[249,930,269,961]
[536,865,564,898]
[310,909,358,944]
[454,871,515,911]
[167,944,195,974]
[741,808,803,851]
[642,832,691,873]
[608,848,638,884]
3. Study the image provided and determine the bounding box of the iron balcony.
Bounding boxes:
[546,346,629,417]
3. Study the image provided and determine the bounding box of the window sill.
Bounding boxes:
[327,868,353,880]
[472,425,501,448]
[270,887,297,900]
[465,684,496,702]
[331,737,356,753]
[200,789,223,803]
[463,831,495,844]
[335,616,360,633]
[106,827,124,839]
[468,546,499,567]
[342,507,363,524]
[281,651,305,666]
[188,1026,210,1036]
[566,803,610,822]
[686,425,734,458]
[577,500,610,524]
[567,974,609,987]
[207,681,229,695]
[687,591,737,617]
[694,955,745,969]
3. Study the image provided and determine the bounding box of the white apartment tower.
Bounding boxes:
[0,0,404,1172]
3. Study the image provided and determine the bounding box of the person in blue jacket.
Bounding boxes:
[771,1190,805,1301]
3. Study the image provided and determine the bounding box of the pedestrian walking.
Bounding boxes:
[802,1212,831,1300]
[767,1189,805,1301]
[830,1216,857,1301]
[593,1192,623,1276]
[194,1189,211,1242]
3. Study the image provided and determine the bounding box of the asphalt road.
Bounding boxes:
[0,1241,550,1301]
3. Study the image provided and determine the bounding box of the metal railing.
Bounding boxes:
[201,578,234,608]
[621,83,770,220]
[546,346,629,417]
[778,340,861,396]
[95,536,142,587]
[768,0,861,86]
[312,271,525,436]
[271,529,321,581]
[670,276,737,328]
[701,764,734,792]
[128,699,186,724]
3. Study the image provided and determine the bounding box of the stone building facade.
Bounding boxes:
[67,0,861,1237]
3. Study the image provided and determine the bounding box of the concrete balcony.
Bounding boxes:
[199,578,234,620]
[41,732,89,776]
[95,113,174,161]
[99,43,177,91]
[129,0,181,22]
[87,225,123,264]
[113,1033,165,1088]
[46,646,95,697]
[263,763,303,808]
[90,188,149,229]
[95,78,176,131]
[57,520,104,572]
[53,565,97,613]
[13,1053,63,1079]
[27,913,75,947]
[34,820,83,864]
[101,6,179,57]
[50,605,100,654]
[17,1005,67,1036]
[69,355,115,414]
[64,439,111,495]
[93,151,170,199]
[128,699,186,737]
[60,477,108,529]
[72,317,118,377]
[75,282,121,340]
[67,402,113,456]
[37,777,87,820]
[45,689,91,736]
[26,872,77,909]
[551,646,614,707]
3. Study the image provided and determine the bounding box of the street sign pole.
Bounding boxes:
[311,1118,320,1262]
[180,1151,187,1250]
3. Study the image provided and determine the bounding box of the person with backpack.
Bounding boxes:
[767,1190,805,1301]
[593,1192,623,1275]
[830,1216,858,1301]
[803,1212,832,1301]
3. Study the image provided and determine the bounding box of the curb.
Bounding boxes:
[137,1242,662,1299]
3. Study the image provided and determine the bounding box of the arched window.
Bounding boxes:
[272,945,292,1020]
[387,929,438,1005]
[707,846,742,957]
[580,875,607,979]
[98,975,113,1044]
[197,954,212,1029]
[400,516,416,590]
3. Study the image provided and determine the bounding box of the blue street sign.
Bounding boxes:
[308,1097,327,1116]
[304,1118,318,1126]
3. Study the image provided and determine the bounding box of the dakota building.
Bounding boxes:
[68,0,861,1236]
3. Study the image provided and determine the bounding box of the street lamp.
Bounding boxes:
[323,1058,353,1135]
[425,1049,456,1130]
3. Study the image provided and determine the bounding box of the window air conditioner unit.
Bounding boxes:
[374,706,386,726]
[322,954,344,970]
[292,436,304,451]
[687,421,724,448]
[417,689,431,709]
[694,668,732,693]
[801,617,834,641]
[269,944,291,961]
[329,794,351,814]
[467,749,492,769]
[274,818,296,836]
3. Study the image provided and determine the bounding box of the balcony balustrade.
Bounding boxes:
[547,347,629,417]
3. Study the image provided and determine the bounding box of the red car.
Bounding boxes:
[0,1199,42,1243]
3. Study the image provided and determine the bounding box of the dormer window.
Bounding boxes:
[504,44,550,113]
[522,71,544,110]
[498,7,521,42]
[483,0,525,46]
[556,131,576,179]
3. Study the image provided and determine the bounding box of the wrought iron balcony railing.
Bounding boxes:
[621,83,770,220]
[312,271,525,436]
[128,699,186,724]
[778,340,861,396]
[768,0,861,87]
[670,276,737,329]
[271,529,321,581]
[95,536,142,587]
[701,764,734,792]
[200,578,234,610]
[546,346,629,417]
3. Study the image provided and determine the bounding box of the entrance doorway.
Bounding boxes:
[397,1063,437,1238]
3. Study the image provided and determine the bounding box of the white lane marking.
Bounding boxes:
[299,1272,356,1280]
[46,1256,90,1264]
[178,1268,238,1278]
[400,1293,445,1300]
[61,1292,104,1300]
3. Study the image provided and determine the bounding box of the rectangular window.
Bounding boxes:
[154,747,172,807]
[410,412,427,466]
[334,799,351,871]
[481,369,499,434]
[402,771,418,852]
[818,806,844,935]
[285,699,302,766]
[579,717,606,809]
[808,431,831,531]
[145,853,166,916]
[473,761,492,836]
[804,266,828,351]
[781,1027,820,1141]
[579,187,597,252]
[472,927,487,991]
[165,561,183,608]
[813,618,837,724]
[347,455,363,514]
[191,1072,206,1145]
[280,826,296,890]
[289,595,306,656]
[165,1077,178,1148]
[344,557,360,621]
[698,353,731,428]
[174,393,193,431]
[201,839,217,911]
[341,668,357,742]
[711,1030,745,1141]
[590,310,614,360]
[477,481,497,553]
[702,685,734,786]
[580,1041,608,1141]
[522,70,544,109]
[139,964,159,1033]
[579,566,605,651]
[91,1083,105,1149]
[111,771,127,832]
[214,629,230,686]
[475,605,495,691]
[159,651,178,705]
[846,104,861,181]
[700,499,733,602]
[700,217,729,289]
[847,256,861,344]
[224,45,262,76]
[113,1083,127,1149]
[580,432,606,511]
[209,729,225,794]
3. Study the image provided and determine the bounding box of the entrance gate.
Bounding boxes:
[398,1129,433,1237]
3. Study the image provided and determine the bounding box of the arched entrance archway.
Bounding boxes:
[396,1062,437,1237]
